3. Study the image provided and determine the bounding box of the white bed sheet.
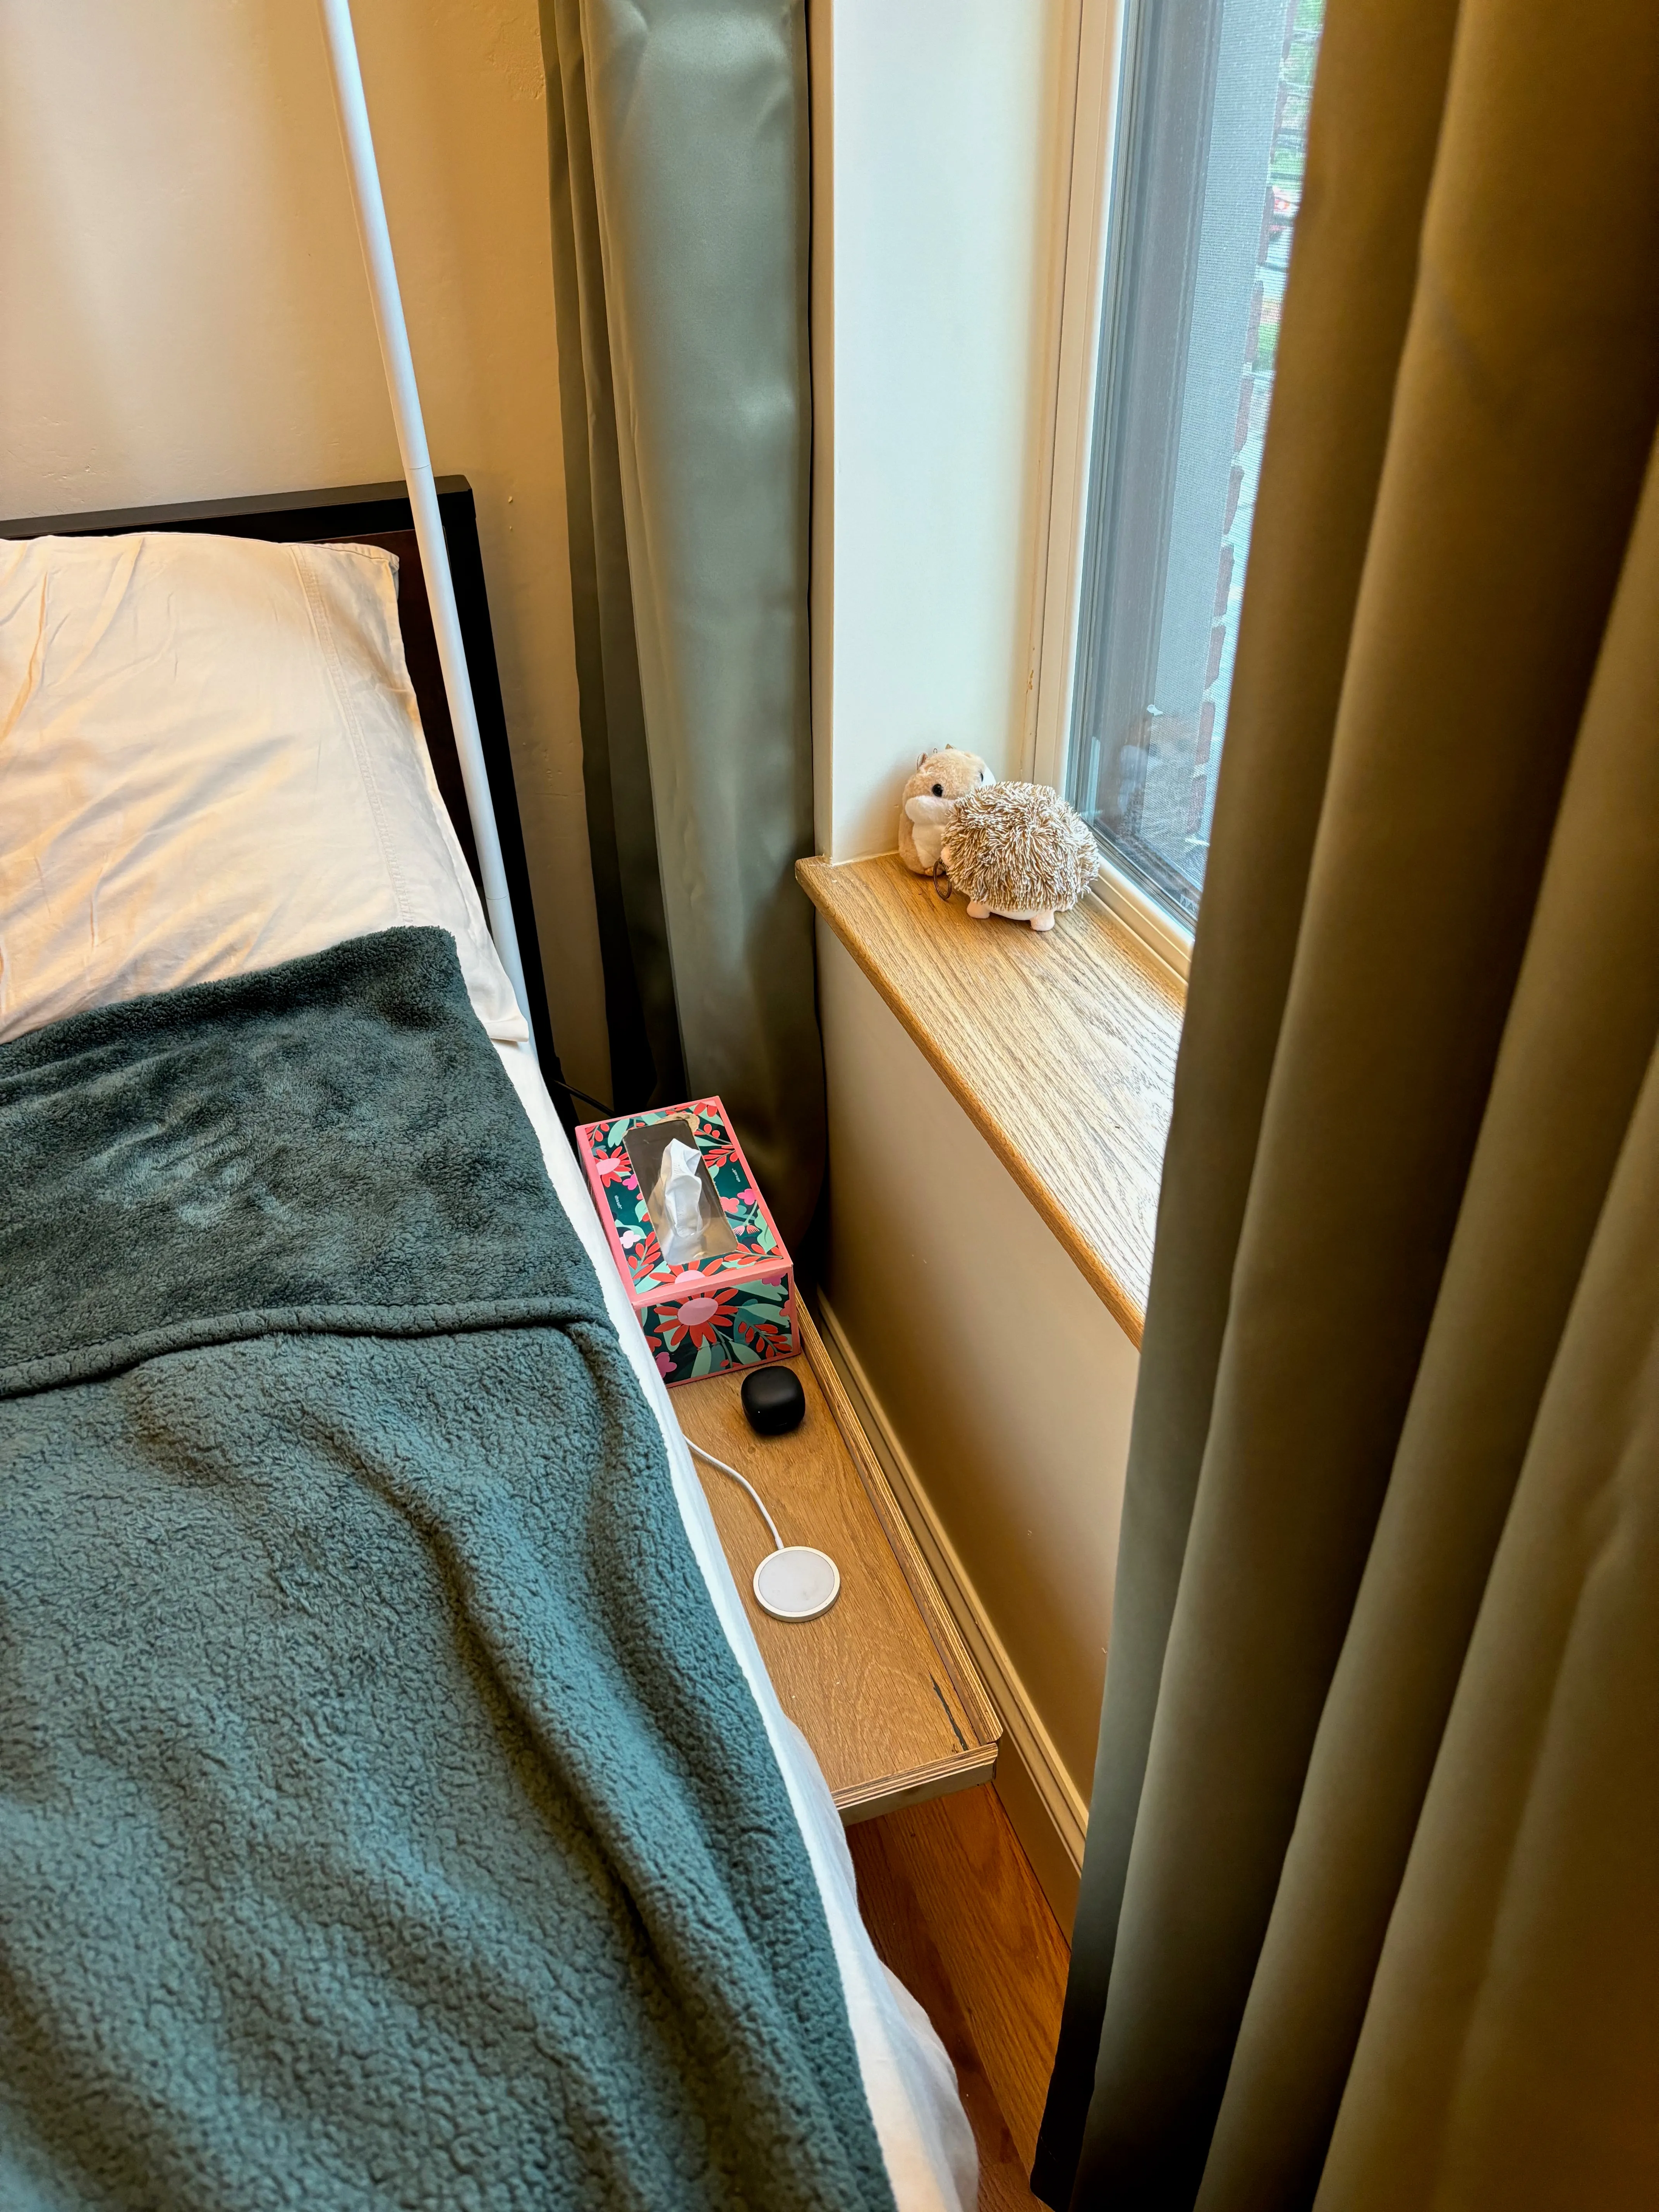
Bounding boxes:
[494,1041,977,2212]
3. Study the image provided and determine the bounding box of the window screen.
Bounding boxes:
[1067,0,1324,923]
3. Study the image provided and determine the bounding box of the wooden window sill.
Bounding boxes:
[799,851,1184,1346]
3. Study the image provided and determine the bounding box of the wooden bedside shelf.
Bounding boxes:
[674,1305,1001,1823]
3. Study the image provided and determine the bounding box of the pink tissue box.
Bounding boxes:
[574,1096,797,1387]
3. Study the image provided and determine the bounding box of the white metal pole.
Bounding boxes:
[315,0,535,1054]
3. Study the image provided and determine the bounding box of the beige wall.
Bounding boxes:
[0,0,607,1098]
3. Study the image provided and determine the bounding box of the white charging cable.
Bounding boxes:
[686,1440,783,1552]
[684,1438,841,1623]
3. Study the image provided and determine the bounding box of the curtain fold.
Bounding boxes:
[1036,0,1659,2204]
[1203,422,1659,2212]
[540,0,824,1244]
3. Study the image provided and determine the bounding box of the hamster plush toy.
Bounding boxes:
[899,746,994,875]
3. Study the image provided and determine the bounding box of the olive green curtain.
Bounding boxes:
[1035,0,1659,2205]
[539,0,824,1244]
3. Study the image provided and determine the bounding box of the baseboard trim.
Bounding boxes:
[816,1292,1089,1929]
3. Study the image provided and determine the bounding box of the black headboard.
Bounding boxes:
[0,478,565,1111]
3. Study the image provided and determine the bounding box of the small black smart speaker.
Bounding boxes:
[741,1364,806,1436]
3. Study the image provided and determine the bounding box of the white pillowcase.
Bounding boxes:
[0,529,527,1045]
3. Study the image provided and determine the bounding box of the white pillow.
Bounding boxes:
[0,529,527,1044]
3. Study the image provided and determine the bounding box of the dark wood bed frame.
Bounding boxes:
[0,477,567,1110]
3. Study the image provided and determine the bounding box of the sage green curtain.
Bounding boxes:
[1036,0,1659,2205]
[539,0,824,1244]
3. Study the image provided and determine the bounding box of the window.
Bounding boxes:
[1065,0,1324,927]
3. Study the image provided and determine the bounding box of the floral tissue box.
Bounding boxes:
[574,1096,797,1387]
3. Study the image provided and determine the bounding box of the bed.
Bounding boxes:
[0,491,975,2212]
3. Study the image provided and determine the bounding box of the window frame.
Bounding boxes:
[1026,0,1203,982]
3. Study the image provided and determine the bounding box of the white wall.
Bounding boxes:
[0,0,607,1099]
[811,0,1072,860]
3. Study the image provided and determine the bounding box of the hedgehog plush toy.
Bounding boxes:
[941,781,1097,933]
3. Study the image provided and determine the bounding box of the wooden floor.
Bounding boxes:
[848,1783,1071,2211]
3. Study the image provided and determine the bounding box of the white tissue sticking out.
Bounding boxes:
[652,1138,708,1265]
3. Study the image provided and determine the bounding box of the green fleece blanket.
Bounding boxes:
[0,929,894,2212]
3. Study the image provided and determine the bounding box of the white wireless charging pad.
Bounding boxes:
[753,1545,841,1622]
